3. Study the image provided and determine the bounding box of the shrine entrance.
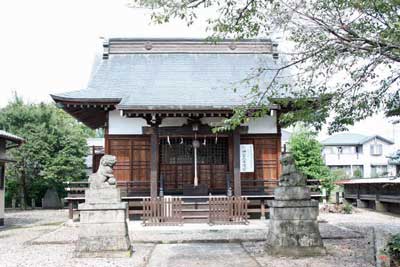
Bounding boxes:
[159,136,230,195]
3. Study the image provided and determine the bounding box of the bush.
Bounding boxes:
[353,169,363,178]
[288,129,337,197]
[388,234,400,266]
[343,203,353,214]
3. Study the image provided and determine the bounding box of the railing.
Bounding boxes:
[63,178,322,221]
[344,193,400,204]
[64,180,151,197]
[241,179,278,195]
[142,197,183,226]
[118,181,151,197]
[208,196,249,225]
[241,178,322,195]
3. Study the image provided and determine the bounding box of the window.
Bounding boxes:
[371,165,388,177]
[352,165,364,178]
[0,164,4,190]
[370,144,383,156]
[323,147,334,154]
[330,165,352,177]
[341,146,356,154]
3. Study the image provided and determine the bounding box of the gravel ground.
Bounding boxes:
[320,207,400,226]
[1,208,399,267]
[3,209,68,228]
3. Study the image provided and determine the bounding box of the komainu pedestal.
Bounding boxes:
[75,155,131,258]
[266,154,326,257]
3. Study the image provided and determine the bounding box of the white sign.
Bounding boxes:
[240,144,254,173]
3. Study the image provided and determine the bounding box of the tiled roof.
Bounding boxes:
[0,130,24,144]
[321,133,394,146]
[51,39,288,111]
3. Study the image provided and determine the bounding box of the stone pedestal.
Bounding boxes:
[75,187,131,258]
[266,153,325,257]
[267,197,326,256]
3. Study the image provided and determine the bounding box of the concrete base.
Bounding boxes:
[375,201,388,212]
[357,199,369,208]
[267,245,327,257]
[75,188,131,258]
[266,185,325,257]
[75,249,132,258]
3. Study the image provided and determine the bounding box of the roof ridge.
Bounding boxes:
[107,37,274,42]
[321,132,394,145]
[102,38,278,58]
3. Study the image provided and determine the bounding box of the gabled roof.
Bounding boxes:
[52,38,284,111]
[0,130,24,144]
[51,38,293,128]
[321,133,394,146]
[0,130,24,162]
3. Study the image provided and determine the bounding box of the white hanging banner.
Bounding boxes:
[240,144,254,173]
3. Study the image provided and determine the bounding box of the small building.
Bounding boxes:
[321,133,396,178]
[281,129,292,152]
[0,130,24,226]
[51,38,290,199]
[388,150,400,176]
[338,178,400,214]
[52,38,325,224]
[85,137,104,176]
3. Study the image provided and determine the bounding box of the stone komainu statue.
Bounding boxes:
[89,155,117,189]
[279,153,307,187]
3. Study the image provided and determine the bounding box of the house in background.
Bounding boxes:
[0,130,24,227]
[281,129,292,152]
[388,150,400,177]
[321,133,395,178]
[85,137,104,176]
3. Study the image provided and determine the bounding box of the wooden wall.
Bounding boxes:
[105,134,281,193]
[105,135,151,184]
[241,135,281,180]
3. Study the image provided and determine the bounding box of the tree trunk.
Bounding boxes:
[19,163,27,210]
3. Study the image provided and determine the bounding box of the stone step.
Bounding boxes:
[182,210,209,217]
[183,215,209,223]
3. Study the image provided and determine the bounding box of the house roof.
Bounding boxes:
[52,38,285,111]
[336,177,400,185]
[0,130,24,144]
[0,130,24,162]
[321,133,394,146]
[51,38,296,128]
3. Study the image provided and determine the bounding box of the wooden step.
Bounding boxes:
[182,202,209,205]
[181,209,209,212]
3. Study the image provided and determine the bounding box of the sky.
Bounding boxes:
[0,0,399,147]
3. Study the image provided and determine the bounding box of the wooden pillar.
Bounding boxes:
[260,199,266,220]
[233,129,241,196]
[150,126,159,199]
